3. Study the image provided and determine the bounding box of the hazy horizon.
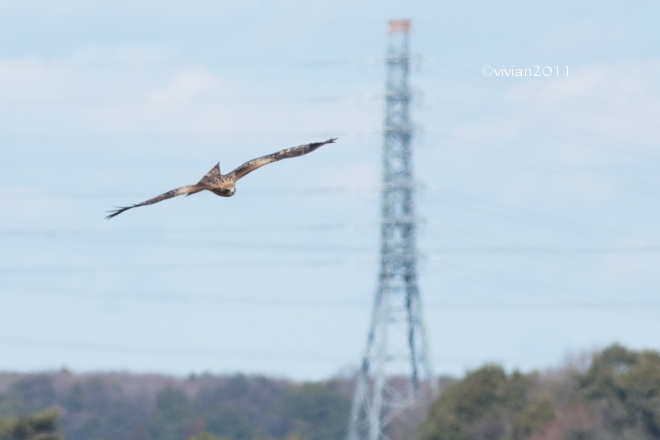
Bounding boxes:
[1,0,659,381]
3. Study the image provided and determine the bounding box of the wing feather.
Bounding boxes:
[106,184,201,219]
[198,162,221,185]
[228,138,336,181]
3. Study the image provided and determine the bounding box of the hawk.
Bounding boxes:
[106,138,336,219]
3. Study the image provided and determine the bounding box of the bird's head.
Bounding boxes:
[218,185,236,197]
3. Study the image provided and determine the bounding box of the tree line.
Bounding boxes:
[0,373,350,440]
[419,344,660,440]
[2,344,660,440]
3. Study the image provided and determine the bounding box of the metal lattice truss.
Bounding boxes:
[347,20,437,440]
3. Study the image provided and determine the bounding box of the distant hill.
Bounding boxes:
[0,372,353,440]
[2,344,660,440]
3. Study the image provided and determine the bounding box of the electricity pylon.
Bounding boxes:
[346,20,436,440]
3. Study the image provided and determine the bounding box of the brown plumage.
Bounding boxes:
[106,138,336,219]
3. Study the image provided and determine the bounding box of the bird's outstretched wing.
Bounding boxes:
[228,138,336,182]
[106,184,201,219]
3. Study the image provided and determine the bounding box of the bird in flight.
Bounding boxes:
[106,138,337,219]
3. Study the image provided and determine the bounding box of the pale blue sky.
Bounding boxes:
[0,0,659,379]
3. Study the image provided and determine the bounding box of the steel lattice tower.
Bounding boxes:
[347,20,436,440]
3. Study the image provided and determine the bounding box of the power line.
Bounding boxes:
[0,186,383,200]
[419,131,660,197]
[9,54,650,127]
[0,130,376,142]
[0,222,379,235]
[0,92,384,106]
[417,98,660,163]
[0,335,487,364]
[425,257,660,308]
[0,181,653,238]
[2,229,659,255]
[417,57,660,125]
[429,245,660,255]
[3,287,657,310]
[0,258,378,273]
[0,336,349,362]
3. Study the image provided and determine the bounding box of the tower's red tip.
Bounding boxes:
[388,20,411,33]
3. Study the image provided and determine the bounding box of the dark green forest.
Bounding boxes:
[419,344,660,440]
[0,373,351,440]
[0,409,62,440]
[2,344,660,440]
